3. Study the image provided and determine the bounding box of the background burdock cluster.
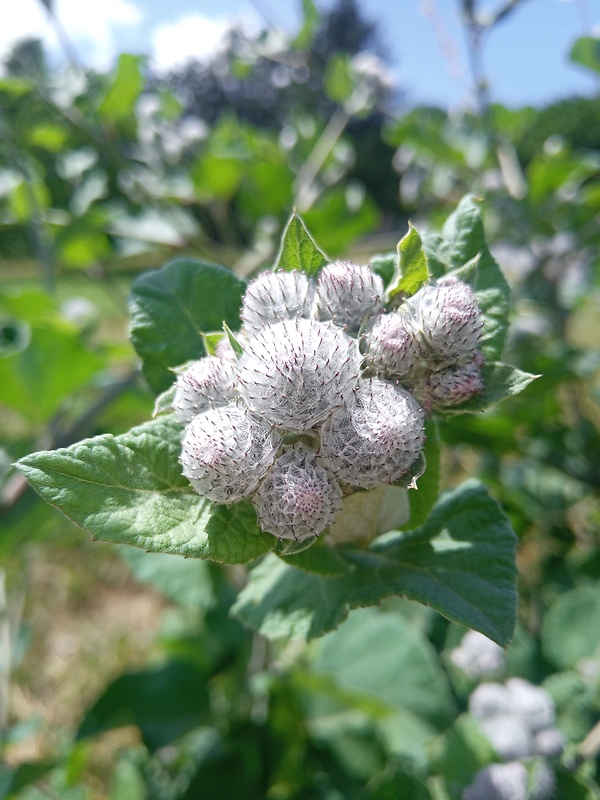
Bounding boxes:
[175,253,483,542]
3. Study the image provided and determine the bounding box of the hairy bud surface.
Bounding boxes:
[241,270,311,336]
[363,310,421,378]
[313,261,383,333]
[427,361,484,407]
[180,405,278,503]
[173,356,237,423]
[409,276,483,366]
[238,318,360,432]
[320,378,425,488]
[252,446,342,540]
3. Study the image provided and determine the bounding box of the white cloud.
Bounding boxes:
[150,14,232,71]
[0,0,142,70]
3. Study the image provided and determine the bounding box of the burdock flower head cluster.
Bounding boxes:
[175,261,484,542]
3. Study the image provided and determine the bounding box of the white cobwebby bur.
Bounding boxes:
[319,378,425,489]
[240,270,312,336]
[363,309,421,378]
[180,405,279,504]
[237,317,361,433]
[173,356,237,423]
[313,260,384,332]
[252,446,343,541]
[408,275,483,367]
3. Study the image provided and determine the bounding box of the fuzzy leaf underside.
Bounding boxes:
[129,259,246,394]
[232,480,517,646]
[17,416,276,565]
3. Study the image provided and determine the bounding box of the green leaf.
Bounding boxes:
[432,713,497,794]
[223,321,243,357]
[453,250,510,362]
[232,480,517,645]
[201,331,225,357]
[281,540,352,577]
[388,223,430,299]
[404,420,440,528]
[312,609,456,727]
[17,417,276,564]
[369,252,396,288]
[570,36,600,77]
[119,547,215,608]
[293,0,321,49]
[0,321,103,423]
[436,362,539,415]
[541,584,600,670]
[77,661,210,751]
[440,195,486,269]
[0,761,56,798]
[274,212,329,276]
[324,54,354,104]
[98,54,145,121]
[129,259,246,394]
[436,197,511,361]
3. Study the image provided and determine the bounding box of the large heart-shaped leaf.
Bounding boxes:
[232,480,517,646]
[129,259,246,394]
[17,416,276,564]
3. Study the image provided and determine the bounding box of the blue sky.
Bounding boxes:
[3,0,599,109]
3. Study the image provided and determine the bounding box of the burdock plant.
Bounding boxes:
[17,197,536,646]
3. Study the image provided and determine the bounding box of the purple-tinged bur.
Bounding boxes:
[427,360,484,407]
[313,261,384,333]
[409,275,483,367]
[320,378,425,489]
[180,405,278,504]
[238,318,361,433]
[173,356,237,424]
[252,446,342,541]
[240,270,312,336]
[462,762,529,800]
[363,310,421,378]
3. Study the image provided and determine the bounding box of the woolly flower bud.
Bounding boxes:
[320,378,425,489]
[534,727,564,758]
[363,310,421,378]
[180,405,278,504]
[241,270,311,336]
[252,446,342,541]
[313,261,383,333]
[469,682,510,720]
[479,714,534,762]
[428,361,484,407]
[173,356,237,424]
[450,630,507,681]
[463,762,528,800]
[409,275,483,366]
[505,678,556,734]
[238,318,360,433]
